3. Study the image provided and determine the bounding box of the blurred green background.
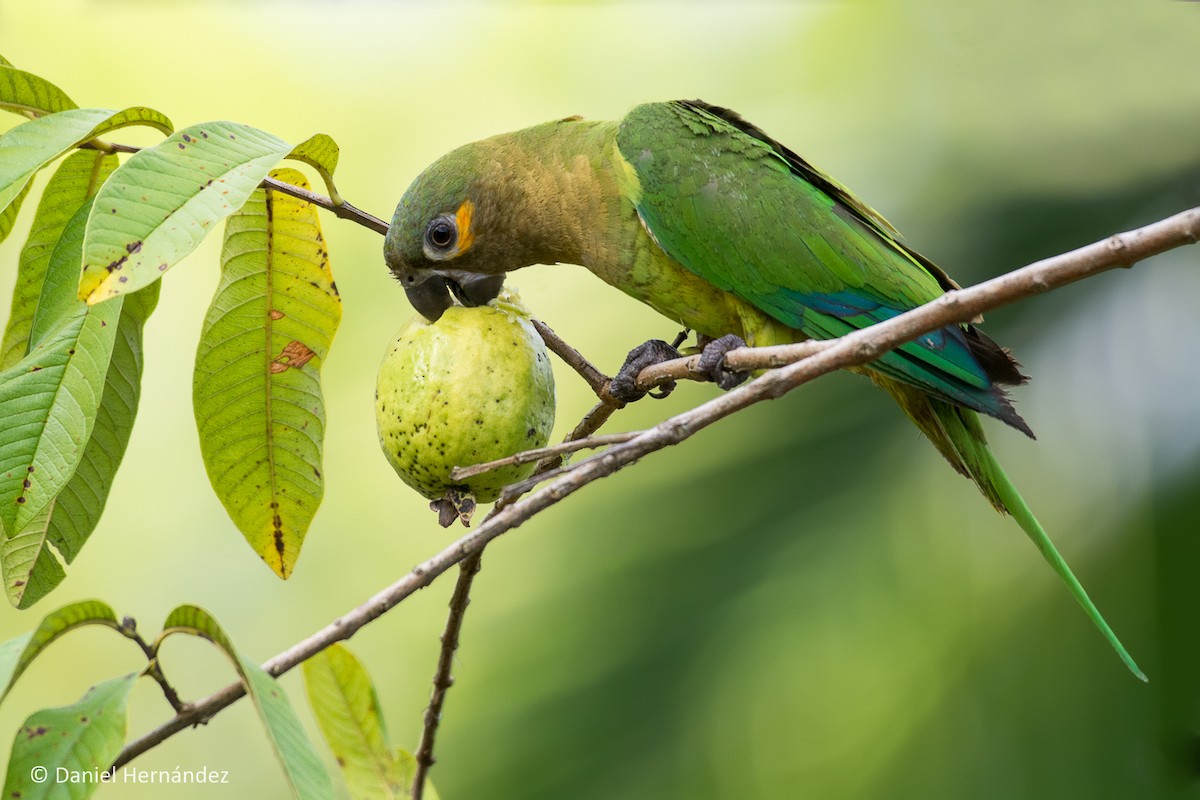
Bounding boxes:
[2,1,1199,798]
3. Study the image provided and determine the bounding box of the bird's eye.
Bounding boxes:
[425,216,457,251]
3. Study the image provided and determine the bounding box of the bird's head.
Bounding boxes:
[385,139,537,321]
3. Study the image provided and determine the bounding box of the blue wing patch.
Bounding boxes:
[751,287,1018,418]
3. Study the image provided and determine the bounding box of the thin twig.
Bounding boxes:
[498,458,583,504]
[261,176,388,234]
[411,551,482,800]
[540,403,621,473]
[118,617,188,714]
[451,432,641,481]
[568,400,619,438]
[81,140,389,234]
[527,318,627,470]
[111,206,1200,770]
[531,319,613,397]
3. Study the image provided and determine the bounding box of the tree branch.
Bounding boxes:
[411,551,482,800]
[111,206,1200,769]
[632,339,831,392]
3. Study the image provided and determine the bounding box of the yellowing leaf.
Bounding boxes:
[303,644,402,799]
[78,121,291,304]
[287,133,341,202]
[193,168,341,578]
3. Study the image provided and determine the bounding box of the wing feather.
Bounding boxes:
[616,100,1030,431]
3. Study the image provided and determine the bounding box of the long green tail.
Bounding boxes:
[880,377,1146,681]
[980,442,1145,680]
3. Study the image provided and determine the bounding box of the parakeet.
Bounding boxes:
[383,99,1143,679]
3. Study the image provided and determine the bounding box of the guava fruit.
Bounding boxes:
[375,290,555,526]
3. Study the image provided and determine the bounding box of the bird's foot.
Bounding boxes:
[610,339,681,403]
[697,334,749,390]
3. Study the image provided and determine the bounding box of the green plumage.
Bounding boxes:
[385,100,1144,680]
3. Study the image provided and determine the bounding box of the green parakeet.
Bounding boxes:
[383,99,1143,679]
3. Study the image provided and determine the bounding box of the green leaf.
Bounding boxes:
[0,600,119,704]
[78,121,292,304]
[2,150,118,371]
[2,499,63,609]
[301,645,440,799]
[0,200,124,535]
[303,643,413,799]
[240,659,338,800]
[193,168,341,579]
[0,55,11,67]
[0,106,172,213]
[1,284,159,608]
[159,603,238,655]
[29,200,105,343]
[159,605,335,799]
[0,180,30,248]
[45,282,158,564]
[0,64,78,117]
[287,133,340,202]
[2,673,137,800]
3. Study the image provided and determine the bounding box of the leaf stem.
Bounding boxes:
[118,617,188,714]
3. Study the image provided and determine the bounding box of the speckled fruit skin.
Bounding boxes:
[375,295,555,504]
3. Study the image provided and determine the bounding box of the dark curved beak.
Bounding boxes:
[404,276,454,321]
[448,273,505,308]
[404,273,506,322]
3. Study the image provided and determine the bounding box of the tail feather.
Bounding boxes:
[878,377,1146,681]
[984,447,1146,681]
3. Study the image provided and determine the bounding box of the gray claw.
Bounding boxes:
[698,334,748,390]
[610,339,681,403]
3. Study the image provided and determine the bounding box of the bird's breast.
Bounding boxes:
[581,207,796,348]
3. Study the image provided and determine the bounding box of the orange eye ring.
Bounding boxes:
[454,199,476,254]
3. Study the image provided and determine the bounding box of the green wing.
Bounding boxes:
[616,100,1028,432]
